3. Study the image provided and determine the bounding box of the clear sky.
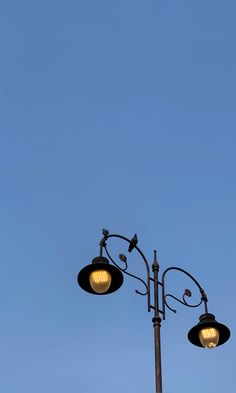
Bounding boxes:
[0,0,235,392]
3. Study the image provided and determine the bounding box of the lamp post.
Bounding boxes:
[77,229,230,393]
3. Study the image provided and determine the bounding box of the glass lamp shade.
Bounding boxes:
[89,269,112,294]
[199,327,219,349]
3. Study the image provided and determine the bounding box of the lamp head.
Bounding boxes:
[188,313,230,349]
[77,256,124,295]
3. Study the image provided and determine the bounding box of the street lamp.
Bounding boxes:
[77,229,230,393]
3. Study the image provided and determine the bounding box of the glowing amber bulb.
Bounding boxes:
[89,269,112,294]
[199,327,219,348]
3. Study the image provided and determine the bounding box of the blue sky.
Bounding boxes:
[0,0,235,392]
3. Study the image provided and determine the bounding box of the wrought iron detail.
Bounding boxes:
[164,292,204,314]
[104,245,149,296]
[100,231,151,311]
[118,253,128,269]
[161,267,208,319]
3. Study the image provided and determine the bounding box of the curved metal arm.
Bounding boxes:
[100,231,151,312]
[161,267,208,320]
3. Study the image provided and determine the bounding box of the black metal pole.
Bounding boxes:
[152,251,163,393]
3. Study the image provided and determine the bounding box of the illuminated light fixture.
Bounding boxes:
[188,313,230,348]
[89,269,112,294]
[77,256,123,295]
[199,327,219,348]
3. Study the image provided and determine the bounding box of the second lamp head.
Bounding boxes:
[188,313,230,349]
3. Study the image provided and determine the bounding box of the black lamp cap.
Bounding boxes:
[77,256,124,295]
[92,256,109,265]
[188,313,231,348]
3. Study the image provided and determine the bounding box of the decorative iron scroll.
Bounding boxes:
[161,267,208,319]
[100,229,151,311]
[99,230,208,318]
